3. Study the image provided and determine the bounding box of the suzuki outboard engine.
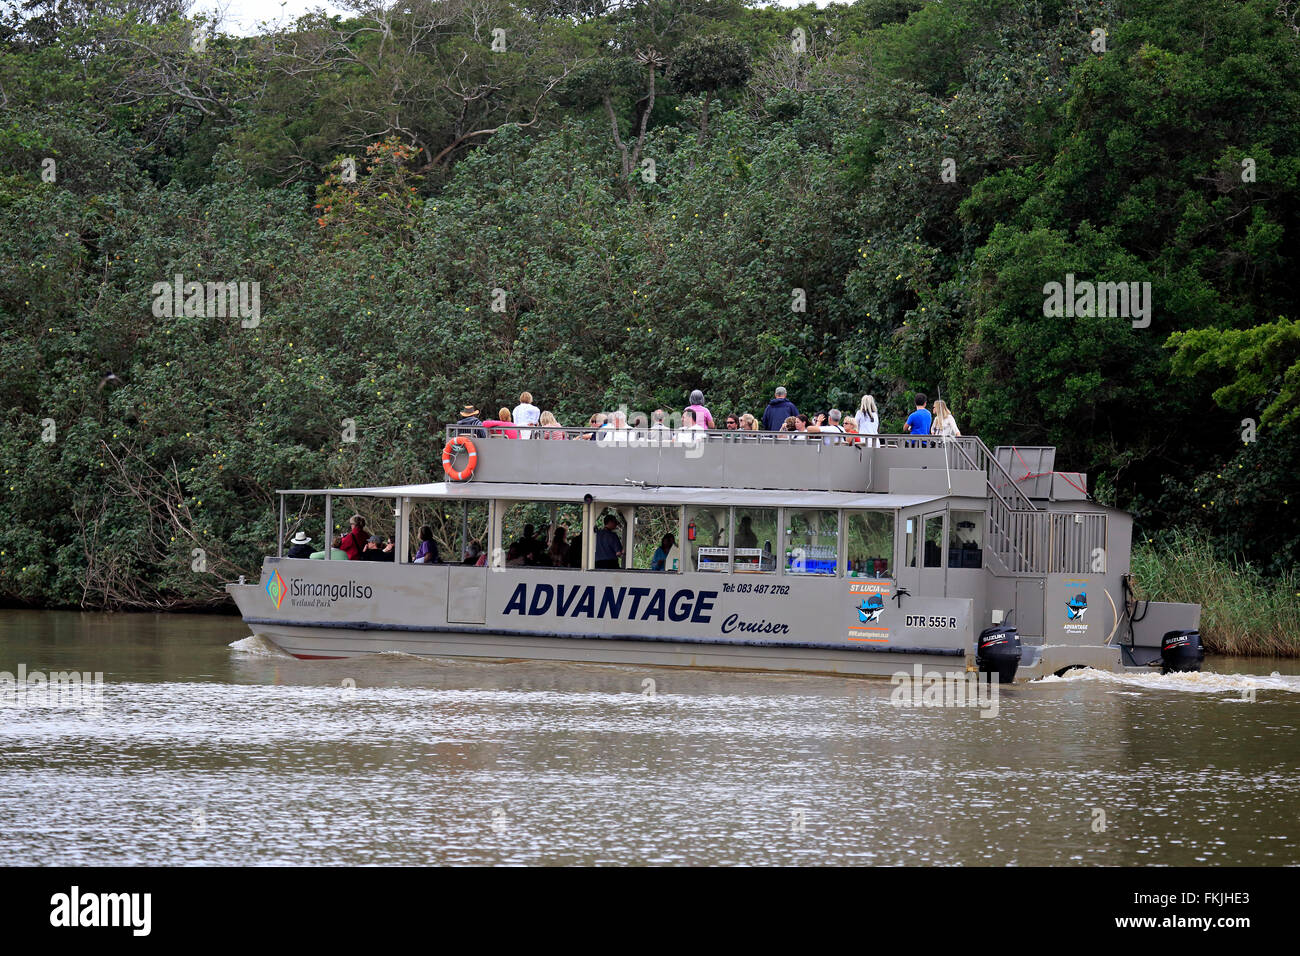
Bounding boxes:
[1160,629,1204,674]
[977,625,1021,684]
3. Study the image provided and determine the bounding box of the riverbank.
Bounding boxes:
[1131,530,1300,658]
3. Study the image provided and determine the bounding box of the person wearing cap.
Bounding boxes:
[360,535,394,561]
[455,404,487,439]
[286,531,314,558]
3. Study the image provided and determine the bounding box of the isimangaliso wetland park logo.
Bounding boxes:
[266,569,287,609]
[858,594,884,624]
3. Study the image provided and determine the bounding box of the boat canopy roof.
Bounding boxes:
[276,481,948,511]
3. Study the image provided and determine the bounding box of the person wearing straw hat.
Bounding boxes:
[286,531,314,559]
[455,403,487,439]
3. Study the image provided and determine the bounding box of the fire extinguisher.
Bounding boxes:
[687,520,696,542]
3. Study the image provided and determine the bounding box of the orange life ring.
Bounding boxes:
[441,436,478,481]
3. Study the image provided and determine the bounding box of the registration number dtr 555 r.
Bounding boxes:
[905,615,958,628]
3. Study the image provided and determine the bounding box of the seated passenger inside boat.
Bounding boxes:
[413,525,440,564]
[286,531,314,558]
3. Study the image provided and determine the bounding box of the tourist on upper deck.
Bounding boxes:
[677,408,706,445]
[414,526,440,564]
[539,410,566,440]
[807,409,846,444]
[341,515,368,559]
[513,391,541,439]
[740,413,759,432]
[843,418,862,445]
[594,515,624,569]
[548,526,568,566]
[931,399,961,438]
[781,415,807,441]
[577,412,607,440]
[310,536,348,560]
[685,390,715,430]
[761,386,800,431]
[903,393,932,437]
[286,531,314,559]
[598,409,631,444]
[647,409,671,444]
[735,516,758,550]
[855,395,880,447]
[724,414,740,431]
[482,408,519,438]
[652,533,677,571]
[455,404,487,439]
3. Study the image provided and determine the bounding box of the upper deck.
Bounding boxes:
[442,424,1088,505]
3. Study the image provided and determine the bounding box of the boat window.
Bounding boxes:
[905,517,917,568]
[631,506,682,571]
[923,514,944,568]
[845,511,894,578]
[732,507,778,573]
[684,506,730,572]
[786,509,839,575]
[948,510,984,569]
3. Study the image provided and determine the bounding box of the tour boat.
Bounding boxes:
[226,427,1203,681]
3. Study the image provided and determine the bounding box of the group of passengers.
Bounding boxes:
[454,388,962,445]
[285,514,443,563]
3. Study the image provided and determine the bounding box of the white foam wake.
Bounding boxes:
[1036,667,1300,695]
[227,635,294,658]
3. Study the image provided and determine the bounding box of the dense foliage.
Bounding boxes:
[1,0,1297,608]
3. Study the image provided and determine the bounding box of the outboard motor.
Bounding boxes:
[977,625,1021,684]
[1160,629,1204,674]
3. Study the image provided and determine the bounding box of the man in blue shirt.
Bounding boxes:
[904,392,932,440]
[594,515,624,569]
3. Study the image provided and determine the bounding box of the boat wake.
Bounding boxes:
[227,635,294,658]
[1036,667,1300,696]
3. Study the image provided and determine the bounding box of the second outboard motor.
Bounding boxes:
[1161,630,1204,674]
[977,625,1021,684]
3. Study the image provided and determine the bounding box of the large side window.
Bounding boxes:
[948,510,984,569]
[685,506,730,572]
[632,506,682,571]
[786,509,839,575]
[846,511,894,578]
[733,507,778,573]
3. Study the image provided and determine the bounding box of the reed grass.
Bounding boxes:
[1130,529,1300,657]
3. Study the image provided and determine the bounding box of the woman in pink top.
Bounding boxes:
[685,389,714,429]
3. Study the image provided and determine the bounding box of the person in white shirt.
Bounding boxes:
[854,395,880,447]
[598,408,631,444]
[806,408,846,445]
[931,399,961,438]
[676,407,706,446]
[512,390,541,439]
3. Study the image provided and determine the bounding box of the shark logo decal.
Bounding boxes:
[858,594,884,624]
[1066,591,1087,622]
